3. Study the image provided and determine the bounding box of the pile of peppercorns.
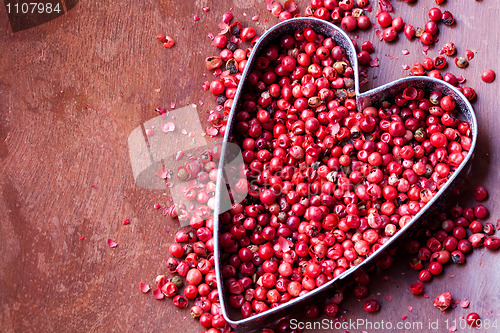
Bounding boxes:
[147,1,497,332]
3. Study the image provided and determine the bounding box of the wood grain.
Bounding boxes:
[1,1,499,332]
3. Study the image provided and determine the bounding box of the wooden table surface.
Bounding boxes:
[1,1,499,332]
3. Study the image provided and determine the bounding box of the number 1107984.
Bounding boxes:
[6,2,61,14]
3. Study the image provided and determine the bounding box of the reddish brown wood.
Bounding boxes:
[1,1,499,332]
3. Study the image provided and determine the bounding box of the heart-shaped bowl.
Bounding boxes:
[214,17,477,331]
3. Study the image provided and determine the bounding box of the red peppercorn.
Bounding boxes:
[210,80,225,95]
[186,268,203,285]
[325,303,339,317]
[287,281,302,297]
[341,15,358,31]
[422,57,434,70]
[163,36,175,48]
[469,220,483,234]
[323,0,337,9]
[363,299,380,312]
[211,314,227,329]
[198,283,210,296]
[484,223,495,236]
[240,27,256,42]
[378,12,392,28]
[462,87,476,101]
[353,285,369,299]
[410,281,424,295]
[451,250,465,264]
[213,34,227,48]
[305,304,320,318]
[184,284,198,300]
[270,2,283,16]
[260,189,277,205]
[426,237,442,252]
[442,42,456,56]
[484,236,500,250]
[474,205,488,219]
[428,261,443,275]
[382,27,397,42]
[440,96,456,111]
[361,41,375,53]
[455,57,469,69]
[433,292,452,311]
[169,243,185,258]
[469,233,486,248]
[466,312,481,327]
[190,305,203,319]
[457,239,472,253]
[358,16,371,30]
[173,295,188,308]
[404,25,415,39]
[443,72,458,86]
[199,313,213,328]
[425,21,438,36]
[466,49,475,60]
[428,70,442,80]
[430,132,447,147]
[419,269,432,282]
[420,32,434,46]
[434,56,446,69]
[472,186,487,202]
[410,257,423,270]
[392,17,404,31]
[161,282,178,297]
[442,237,457,253]
[303,28,317,42]
[442,11,455,25]
[357,50,372,66]
[481,69,496,83]
[278,10,292,21]
[428,8,442,22]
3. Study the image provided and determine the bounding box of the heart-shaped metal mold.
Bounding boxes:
[214,17,477,331]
